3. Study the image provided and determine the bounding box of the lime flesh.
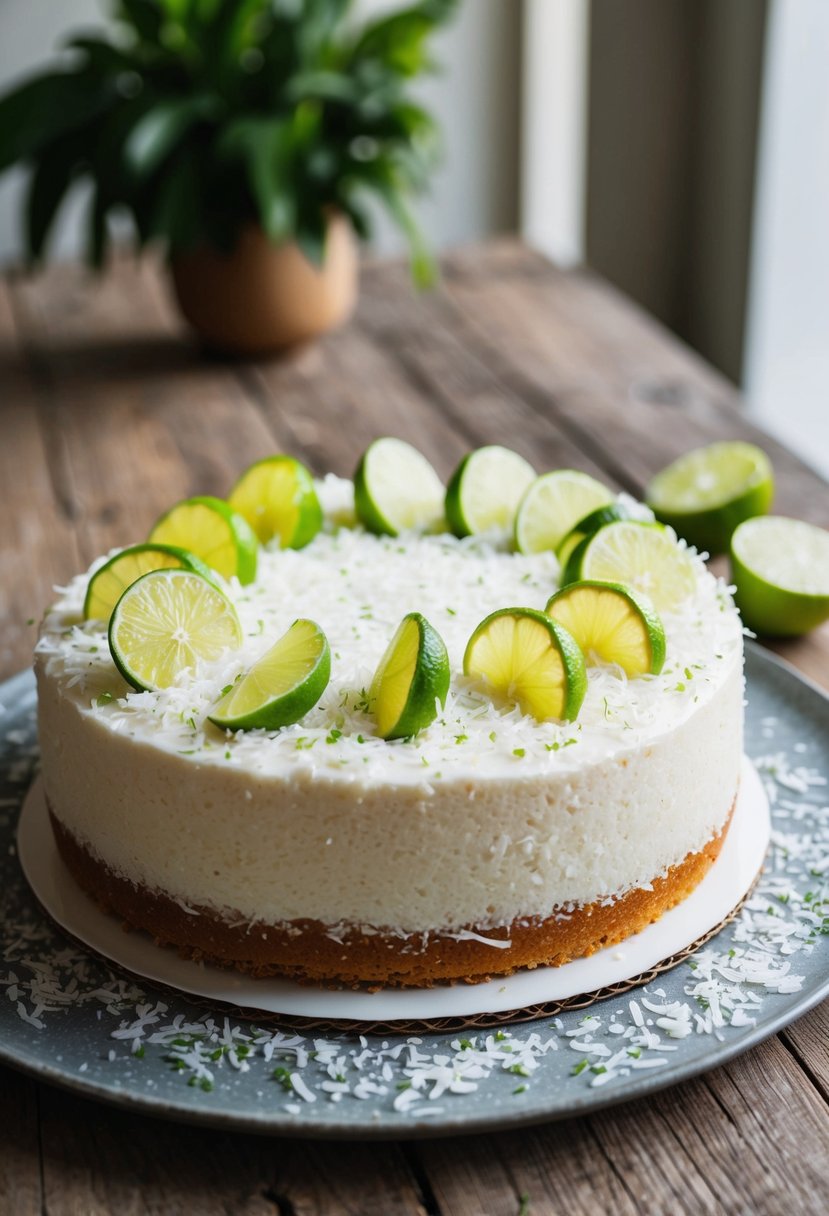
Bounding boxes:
[445,446,536,537]
[354,438,445,536]
[646,441,774,554]
[546,580,665,676]
[514,470,613,555]
[228,456,322,549]
[463,607,586,722]
[84,544,215,623]
[149,496,258,585]
[730,516,829,636]
[108,569,242,692]
[369,612,450,739]
[566,521,697,613]
[210,619,331,731]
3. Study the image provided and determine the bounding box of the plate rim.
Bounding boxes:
[1,642,828,1139]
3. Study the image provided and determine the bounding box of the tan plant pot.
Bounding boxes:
[170,215,358,354]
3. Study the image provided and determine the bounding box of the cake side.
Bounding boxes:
[36,649,742,935]
[48,799,735,987]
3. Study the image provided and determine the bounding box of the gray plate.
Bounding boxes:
[1,641,828,1140]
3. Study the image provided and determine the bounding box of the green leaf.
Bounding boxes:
[116,0,166,46]
[124,95,218,179]
[66,36,141,78]
[86,183,108,269]
[145,146,203,251]
[218,117,296,241]
[285,71,359,105]
[364,164,435,286]
[25,135,86,260]
[350,0,458,76]
[0,73,110,174]
[295,209,327,266]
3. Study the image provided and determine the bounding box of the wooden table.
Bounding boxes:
[1,241,827,1215]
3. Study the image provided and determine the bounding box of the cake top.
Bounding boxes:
[36,475,744,786]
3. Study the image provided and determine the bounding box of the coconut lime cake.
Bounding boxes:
[34,452,745,988]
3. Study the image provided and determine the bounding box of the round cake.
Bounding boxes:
[35,476,744,987]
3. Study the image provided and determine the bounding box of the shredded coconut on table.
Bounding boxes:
[1,719,827,1117]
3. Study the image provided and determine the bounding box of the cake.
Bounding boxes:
[35,476,744,987]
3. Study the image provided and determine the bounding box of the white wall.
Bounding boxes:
[744,0,829,479]
[0,0,520,263]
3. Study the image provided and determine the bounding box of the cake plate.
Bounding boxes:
[16,759,768,1029]
[2,641,829,1139]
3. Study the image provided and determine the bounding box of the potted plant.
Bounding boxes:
[0,0,457,353]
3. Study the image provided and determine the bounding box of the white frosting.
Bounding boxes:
[36,476,744,934]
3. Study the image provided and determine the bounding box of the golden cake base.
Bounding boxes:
[48,798,735,991]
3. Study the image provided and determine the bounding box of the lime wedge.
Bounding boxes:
[545,580,665,676]
[646,441,774,554]
[555,498,649,567]
[369,612,450,740]
[354,438,445,536]
[445,446,536,537]
[463,607,586,722]
[108,569,242,692]
[209,619,331,731]
[84,543,215,623]
[228,455,322,549]
[514,470,613,555]
[730,516,829,636]
[149,496,258,585]
[564,521,697,613]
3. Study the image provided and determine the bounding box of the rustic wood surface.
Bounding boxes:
[1,240,827,1215]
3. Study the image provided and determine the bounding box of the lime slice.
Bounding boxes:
[730,516,829,637]
[445,446,536,537]
[564,521,697,613]
[369,612,450,740]
[514,470,613,555]
[463,607,586,722]
[83,543,215,623]
[545,580,665,676]
[555,498,648,567]
[108,569,243,692]
[228,455,322,549]
[646,441,774,554]
[209,619,331,731]
[354,438,445,536]
[149,496,258,585]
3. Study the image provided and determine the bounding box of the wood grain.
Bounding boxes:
[1,242,827,1216]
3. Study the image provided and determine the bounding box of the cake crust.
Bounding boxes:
[49,797,735,989]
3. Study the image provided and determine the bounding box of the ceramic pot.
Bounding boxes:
[170,215,358,354]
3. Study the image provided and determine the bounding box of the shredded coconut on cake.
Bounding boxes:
[35,476,743,784]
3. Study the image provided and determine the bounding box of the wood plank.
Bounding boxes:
[7,259,278,567]
[0,279,83,680]
[436,243,828,521]
[781,1000,829,1104]
[0,1069,41,1216]
[357,261,620,485]
[37,1085,428,1216]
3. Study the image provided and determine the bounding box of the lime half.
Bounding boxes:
[646,441,774,554]
[546,580,665,676]
[354,438,445,536]
[555,498,649,567]
[445,446,536,537]
[514,470,613,555]
[210,619,331,731]
[149,496,258,585]
[369,612,450,740]
[564,521,697,613]
[730,516,829,636]
[108,569,243,692]
[463,607,586,723]
[84,543,215,623]
[228,455,322,549]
